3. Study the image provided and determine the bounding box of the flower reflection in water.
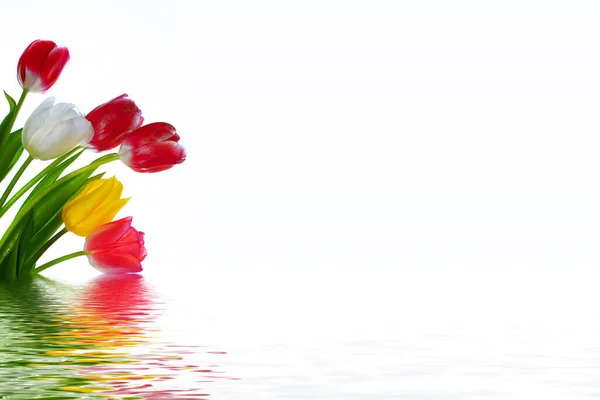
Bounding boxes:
[0,275,233,398]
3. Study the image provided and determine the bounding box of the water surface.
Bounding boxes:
[3,266,600,398]
[0,275,232,398]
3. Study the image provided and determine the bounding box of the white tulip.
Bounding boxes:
[22,97,94,161]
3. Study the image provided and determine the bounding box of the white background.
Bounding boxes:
[3,2,600,397]
[0,1,598,276]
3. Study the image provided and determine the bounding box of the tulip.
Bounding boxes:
[84,217,146,274]
[17,40,69,93]
[118,122,186,173]
[86,94,143,152]
[22,97,94,160]
[62,177,130,237]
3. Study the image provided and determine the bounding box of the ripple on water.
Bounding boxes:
[0,274,235,399]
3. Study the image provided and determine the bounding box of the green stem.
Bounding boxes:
[0,88,27,156]
[0,153,119,261]
[14,89,27,119]
[0,147,82,219]
[27,227,68,269]
[33,251,86,274]
[0,155,32,208]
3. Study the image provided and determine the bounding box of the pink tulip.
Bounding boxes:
[84,217,146,274]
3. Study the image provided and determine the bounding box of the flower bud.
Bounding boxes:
[119,122,186,173]
[17,40,69,93]
[86,94,143,152]
[84,217,146,274]
[23,97,93,160]
[62,177,130,237]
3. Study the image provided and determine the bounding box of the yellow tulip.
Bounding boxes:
[62,177,130,237]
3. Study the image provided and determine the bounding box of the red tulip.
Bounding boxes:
[17,40,70,93]
[84,217,146,274]
[86,94,143,151]
[118,122,186,173]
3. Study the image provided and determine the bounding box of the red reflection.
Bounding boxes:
[82,274,155,322]
[55,274,235,397]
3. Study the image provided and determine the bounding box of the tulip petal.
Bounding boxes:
[74,179,105,199]
[137,232,147,260]
[17,40,56,89]
[85,217,133,251]
[86,251,143,274]
[108,227,146,257]
[69,197,130,237]
[17,40,69,92]
[47,102,76,121]
[123,122,178,148]
[40,46,70,90]
[62,177,128,236]
[84,217,146,274]
[86,94,143,151]
[22,97,55,146]
[125,141,187,173]
[31,116,93,160]
[22,98,93,160]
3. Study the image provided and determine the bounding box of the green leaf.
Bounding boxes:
[30,170,95,234]
[0,212,29,280]
[5,248,17,281]
[0,93,16,139]
[16,211,34,276]
[0,229,20,276]
[87,172,106,182]
[7,147,24,172]
[0,250,16,281]
[0,129,23,182]
[0,169,97,272]
[26,173,105,269]
[4,91,16,113]
[28,213,63,260]
[0,91,18,185]
[0,153,118,274]
[32,172,105,236]
[22,149,83,208]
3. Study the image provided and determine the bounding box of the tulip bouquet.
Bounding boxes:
[0,40,185,281]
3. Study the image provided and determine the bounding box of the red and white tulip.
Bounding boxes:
[17,40,69,93]
[119,122,186,173]
[86,94,143,152]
